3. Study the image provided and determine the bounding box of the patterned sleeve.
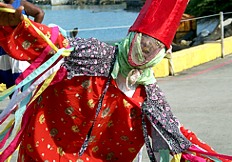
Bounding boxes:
[64,37,116,78]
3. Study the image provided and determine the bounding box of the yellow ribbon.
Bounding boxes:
[0,118,15,136]
[0,7,15,13]
[0,85,15,100]
[171,153,182,162]
[29,71,57,105]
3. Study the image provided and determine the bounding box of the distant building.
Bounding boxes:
[50,0,69,5]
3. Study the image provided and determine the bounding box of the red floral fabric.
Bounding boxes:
[18,76,149,162]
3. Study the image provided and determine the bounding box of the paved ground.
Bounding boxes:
[158,54,232,156]
[1,54,232,161]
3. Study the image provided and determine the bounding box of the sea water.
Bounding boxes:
[38,4,139,42]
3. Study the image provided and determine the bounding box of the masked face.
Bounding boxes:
[128,33,165,67]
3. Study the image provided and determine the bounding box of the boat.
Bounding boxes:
[50,0,69,5]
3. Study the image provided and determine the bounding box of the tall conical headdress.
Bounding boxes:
[129,0,189,49]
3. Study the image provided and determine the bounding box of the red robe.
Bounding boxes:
[18,76,148,161]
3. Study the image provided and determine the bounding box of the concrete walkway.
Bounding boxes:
[158,54,232,156]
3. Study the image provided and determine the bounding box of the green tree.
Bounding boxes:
[186,0,232,17]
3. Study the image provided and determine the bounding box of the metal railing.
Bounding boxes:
[181,11,232,58]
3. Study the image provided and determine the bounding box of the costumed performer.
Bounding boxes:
[0,1,232,162]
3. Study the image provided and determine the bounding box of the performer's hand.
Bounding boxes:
[0,3,24,26]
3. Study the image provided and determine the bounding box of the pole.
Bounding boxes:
[220,12,224,58]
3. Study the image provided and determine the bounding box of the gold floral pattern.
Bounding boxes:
[89,136,96,143]
[120,135,129,141]
[27,144,34,152]
[71,115,77,119]
[65,106,74,115]
[57,147,65,156]
[45,31,51,39]
[106,152,114,160]
[22,40,31,50]
[107,120,114,128]
[81,80,91,89]
[39,114,45,124]
[92,146,99,153]
[101,107,110,118]
[123,99,131,108]
[128,148,136,153]
[71,125,80,133]
[87,99,95,109]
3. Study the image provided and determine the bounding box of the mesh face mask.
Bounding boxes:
[128,33,165,67]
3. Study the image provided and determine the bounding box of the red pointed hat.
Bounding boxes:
[129,0,189,49]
